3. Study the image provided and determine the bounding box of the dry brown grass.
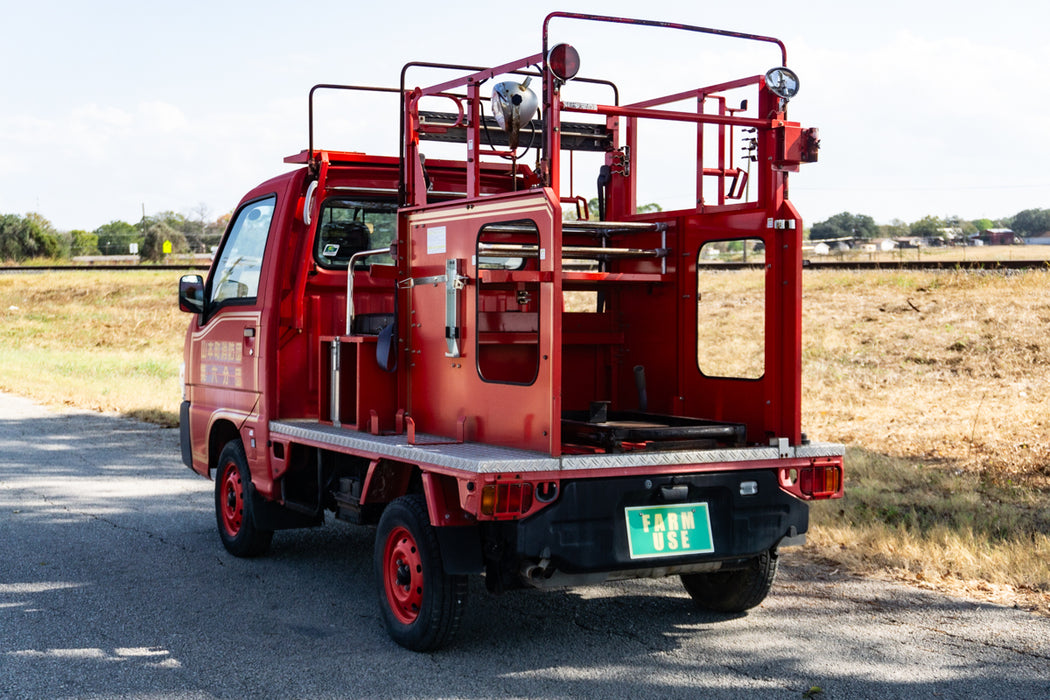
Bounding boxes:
[697,269,765,378]
[2,267,1048,613]
[580,267,1050,612]
[799,270,1050,615]
[0,270,190,425]
[802,270,1050,484]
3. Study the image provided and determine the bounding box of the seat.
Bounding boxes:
[319,221,370,266]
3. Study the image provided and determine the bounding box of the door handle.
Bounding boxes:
[243,327,256,356]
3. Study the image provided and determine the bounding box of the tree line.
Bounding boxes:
[1,196,662,264]
[810,208,1050,241]
[4,205,1049,263]
[0,209,230,263]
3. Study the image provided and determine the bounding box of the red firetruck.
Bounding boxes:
[178,12,843,651]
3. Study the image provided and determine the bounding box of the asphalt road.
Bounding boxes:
[1,392,1048,699]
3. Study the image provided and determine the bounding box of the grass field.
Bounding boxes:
[0,270,189,425]
[799,269,1050,614]
[1,266,1047,614]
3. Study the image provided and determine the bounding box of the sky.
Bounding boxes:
[1,0,1048,233]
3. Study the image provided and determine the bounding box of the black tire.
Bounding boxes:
[374,495,467,651]
[215,440,273,558]
[681,548,778,613]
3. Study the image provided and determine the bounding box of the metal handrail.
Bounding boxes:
[345,247,394,336]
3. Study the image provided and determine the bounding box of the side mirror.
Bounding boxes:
[179,275,205,314]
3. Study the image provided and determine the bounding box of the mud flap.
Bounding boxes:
[179,401,193,469]
[249,483,324,530]
[435,526,484,575]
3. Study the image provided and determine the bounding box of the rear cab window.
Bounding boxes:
[314,199,397,269]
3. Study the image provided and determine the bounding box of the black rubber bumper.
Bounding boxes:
[516,468,807,574]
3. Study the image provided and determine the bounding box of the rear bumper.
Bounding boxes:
[515,468,807,575]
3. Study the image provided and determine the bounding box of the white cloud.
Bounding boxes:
[138,101,190,133]
[2,1,1049,230]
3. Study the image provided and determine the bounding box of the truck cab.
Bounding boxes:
[179,12,843,651]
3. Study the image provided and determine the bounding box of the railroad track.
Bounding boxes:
[2,260,1049,273]
[0,264,211,273]
[803,259,1050,271]
[706,259,1050,271]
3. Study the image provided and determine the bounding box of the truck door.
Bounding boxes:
[404,192,561,453]
[185,196,277,466]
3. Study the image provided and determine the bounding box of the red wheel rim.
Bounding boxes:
[382,525,423,624]
[219,461,244,537]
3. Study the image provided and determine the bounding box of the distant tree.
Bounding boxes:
[141,211,190,234]
[910,215,946,239]
[140,220,188,262]
[0,213,62,261]
[1008,208,1050,236]
[971,218,996,232]
[212,212,232,233]
[878,218,910,239]
[205,212,232,251]
[29,213,62,258]
[188,203,211,253]
[69,229,100,257]
[940,214,969,241]
[144,210,214,252]
[568,199,663,221]
[636,202,663,214]
[0,215,22,260]
[810,212,878,240]
[94,220,140,255]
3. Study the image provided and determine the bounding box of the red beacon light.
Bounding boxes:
[547,43,580,81]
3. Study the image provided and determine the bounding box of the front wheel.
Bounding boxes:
[681,548,778,613]
[215,440,273,557]
[375,495,467,651]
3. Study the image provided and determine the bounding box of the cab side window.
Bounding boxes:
[210,196,276,305]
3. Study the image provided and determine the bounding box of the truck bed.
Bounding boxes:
[269,419,844,475]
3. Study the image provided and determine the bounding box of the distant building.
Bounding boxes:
[979,228,1021,245]
[1025,232,1050,245]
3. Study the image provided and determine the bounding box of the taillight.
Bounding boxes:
[798,465,841,498]
[779,460,843,500]
[480,482,535,518]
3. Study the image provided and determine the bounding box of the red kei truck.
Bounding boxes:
[178,12,843,651]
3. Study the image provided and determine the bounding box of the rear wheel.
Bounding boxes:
[681,548,778,612]
[215,440,273,557]
[375,495,467,651]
